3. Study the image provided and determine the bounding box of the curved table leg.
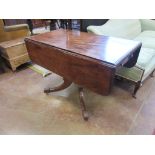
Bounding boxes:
[44,78,72,94]
[79,87,89,121]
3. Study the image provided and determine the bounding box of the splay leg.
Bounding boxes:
[44,78,72,94]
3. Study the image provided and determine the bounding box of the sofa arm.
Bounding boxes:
[87,25,103,35]
[4,24,29,32]
[140,19,155,31]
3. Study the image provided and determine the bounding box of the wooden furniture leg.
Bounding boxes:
[132,81,141,98]
[78,87,89,121]
[44,78,72,94]
[150,69,155,77]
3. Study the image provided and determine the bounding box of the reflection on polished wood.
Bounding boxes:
[25,29,142,120]
[25,29,141,67]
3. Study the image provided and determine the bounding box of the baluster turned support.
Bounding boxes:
[78,87,89,121]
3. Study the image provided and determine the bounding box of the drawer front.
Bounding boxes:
[11,54,30,66]
[3,54,30,71]
[9,54,30,70]
[2,43,28,59]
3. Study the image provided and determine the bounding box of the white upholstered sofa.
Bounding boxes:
[87,19,155,96]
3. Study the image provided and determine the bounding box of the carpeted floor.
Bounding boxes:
[0,67,155,135]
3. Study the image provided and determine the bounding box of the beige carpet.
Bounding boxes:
[0,68,155,134]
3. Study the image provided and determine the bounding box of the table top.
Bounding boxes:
[25,29,141,66]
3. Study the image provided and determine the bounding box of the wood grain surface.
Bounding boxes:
[25,29,142,95]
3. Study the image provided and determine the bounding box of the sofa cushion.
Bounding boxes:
[87,19,141,39]
[134,31,155,49]
[141,57,155,81]
[136,47,155,68]
[116,48,155,82]
[140,19,155,31]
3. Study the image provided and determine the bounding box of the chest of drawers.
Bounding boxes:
[0,38,30,71]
